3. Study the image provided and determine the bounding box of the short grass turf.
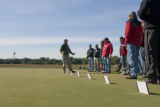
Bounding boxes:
[0,67,160,107]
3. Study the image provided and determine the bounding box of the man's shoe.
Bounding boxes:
[142,75,148,78]
[126,76,137,79]
[121,72,128,75]
[145,79,157,84]
[115,70,119,72]
[72,71,76,73]
[157,80,160,85]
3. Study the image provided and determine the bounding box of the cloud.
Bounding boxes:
[0,36,119,47]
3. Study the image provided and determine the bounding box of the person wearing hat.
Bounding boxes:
[138,0,160,84]
[60,39,76,73]
[124,11,143,79]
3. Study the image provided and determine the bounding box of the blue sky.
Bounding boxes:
[0,0,142,59]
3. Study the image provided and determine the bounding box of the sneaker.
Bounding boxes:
[115,70,120,72]
[102,71,105,73]
[145,79,157,84]
[126,76,137,79]
[121,72,128,75]
[71,71,76,73]
[142,75,148,78]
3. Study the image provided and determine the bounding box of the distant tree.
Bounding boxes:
[111,56,120,65]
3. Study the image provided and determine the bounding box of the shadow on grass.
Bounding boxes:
[110,83,118,85]
[150,92,160,96]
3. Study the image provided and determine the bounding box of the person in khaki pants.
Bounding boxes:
[60,39,76,73]
[93,45,101,72]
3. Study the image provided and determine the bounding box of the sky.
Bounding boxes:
[0,0,142,59]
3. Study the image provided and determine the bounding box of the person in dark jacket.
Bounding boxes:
[124,11,143,79]
[60,39,76,73]
[138,0,160,84]
[87,44,94,72]
[116,37,128,75]
[93,45,101,72]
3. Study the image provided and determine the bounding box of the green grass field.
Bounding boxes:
[0,66,160,107]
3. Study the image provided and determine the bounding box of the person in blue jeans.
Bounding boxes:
[127,44,140,78]
[139,47,147,77]
[103,57,109,73]
[124,12,143,79]
[100,40,105,72]
[138,21,147,78]
[102,38,113,73]
[87,44,94,72]
[116,37,128,75]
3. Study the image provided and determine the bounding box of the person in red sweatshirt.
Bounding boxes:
[116,37,128,75]
[108,40,113,73]
[102,38,113,73]
[124,11,143,79]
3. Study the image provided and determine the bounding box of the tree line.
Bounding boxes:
[0,56,120,65]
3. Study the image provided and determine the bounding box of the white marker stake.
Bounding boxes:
[77,72,80,77]
[104,76,110,84]
[71,72,73,75]
[87,73,91,80]
[136,81,149,95]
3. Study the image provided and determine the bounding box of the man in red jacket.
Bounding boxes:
[108,40,113,73]
[102,38,113,73]
[116,37,128,75]
[124,11,143,79]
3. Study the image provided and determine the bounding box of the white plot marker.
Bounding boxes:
[104,76,111,84]
[136,81,149,95]
[87,73,91,80]
[71,71,73,75]
[77,72,80,77]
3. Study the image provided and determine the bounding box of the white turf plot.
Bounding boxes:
[68,71,152,95]
[87,73,92,80]
[104,76,111,84]
[77,72,80,77]
[136,81,149,95]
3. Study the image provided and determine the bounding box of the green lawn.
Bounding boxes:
[0,67,160,107]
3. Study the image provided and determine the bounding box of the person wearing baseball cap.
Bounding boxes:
[60,39,76,73]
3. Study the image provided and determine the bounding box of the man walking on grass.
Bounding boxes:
[138,0,160,84]
[124,12,143,79]
[60,39,76,73]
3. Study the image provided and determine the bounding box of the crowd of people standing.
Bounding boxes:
[60,0,160,85]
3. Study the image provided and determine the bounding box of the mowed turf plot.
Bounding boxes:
[0,67,160,107]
